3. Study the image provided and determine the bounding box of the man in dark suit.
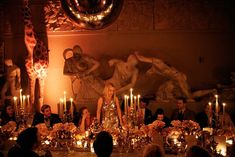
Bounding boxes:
[32,104,61,128]
[171,97,195,121]
[140,98,153,125]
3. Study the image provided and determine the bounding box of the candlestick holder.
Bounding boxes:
[61,112,73,123]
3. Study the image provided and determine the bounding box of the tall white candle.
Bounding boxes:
[59,98,64,117]
[137,94,140,110]
[63,91,67,113]
[126,96,129,115]
[70,98,73,118]
[23,95,26,113]
[19,89,23,107]
[222,103,226,116]
[13,97,18,116]
[208,102,212,112]
[124,95,127,116]
[130,88,133,107]
[26,95,30,114]
[134,96,137,110]
[215,94,219,115]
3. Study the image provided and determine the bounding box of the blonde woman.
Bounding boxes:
[96,83,123,129]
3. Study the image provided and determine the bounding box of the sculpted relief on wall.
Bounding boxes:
[63,45,218,105]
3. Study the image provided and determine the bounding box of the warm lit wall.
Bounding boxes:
[45,31,235,113]
[1,0,235,115]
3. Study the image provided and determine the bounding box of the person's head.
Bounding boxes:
[17,127,40,150]
[186,145,212,157]
[78,106,90,120]
[142,144,164,157]
[94,131,113,157]
[4,59,13,66]
[176,97,186,110]
[73,45,83,60]
[155,108,165,121]
[2,102,14,117]
[140,98,149,108]
[127,54,138,66]
[103,83,115,99]
[41,104,51,117]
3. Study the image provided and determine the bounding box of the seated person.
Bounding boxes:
[93,131,113,157]
[153,108,170,128]
[171,97,195,121]
[73,106,93,133]
[196,103,216,129]
[142,144,165,157]
[0,102,16,126]
[8,127,52,157]
[32,104,61,128]
[186,145,212,157]
[139,98,153,125]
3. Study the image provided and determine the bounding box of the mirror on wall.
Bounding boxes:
[60,0,124,30]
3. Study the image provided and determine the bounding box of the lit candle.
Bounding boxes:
[13,96,18,116]
[19,89,23,107]
[134,95,137,110]
[124,95,127,116]
[26,95,30,114]
[126,96,129,116]
[215,94,219,115]
[222,103,226,116]
[137,94,140,110]
[70,98,73,118]
[59,98,64,117]
[63,91,67,113]
[22,95,26,114]
[23,95,26,107]
[130,88,133,107]
[208,102,212,113]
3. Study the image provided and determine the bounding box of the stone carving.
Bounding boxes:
[44,0,79,31]
[63,47,139,103]
[63,45,104,103]
[135,52,216,102]
[1,59,21,102]
[106,54,139,95]
[23,0,49,112]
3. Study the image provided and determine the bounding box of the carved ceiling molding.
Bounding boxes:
[44,0,80,32]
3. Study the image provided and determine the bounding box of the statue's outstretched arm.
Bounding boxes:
[116,69,139,94]
[84,56,100,75]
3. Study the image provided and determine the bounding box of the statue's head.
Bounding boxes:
[73,45,83,60]
[127,54,138,66]
[4,59,13,66]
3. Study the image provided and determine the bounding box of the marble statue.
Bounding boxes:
[135,52,216,102]
[1,59,21,102]
[63,45,104,102]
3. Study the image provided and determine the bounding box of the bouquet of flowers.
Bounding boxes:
[52,123,77,139]
[2,121,17,137]
[171,120,182,128]
[170,120,200,135]
[181,120,200,135]
[36,123,51,138]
